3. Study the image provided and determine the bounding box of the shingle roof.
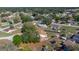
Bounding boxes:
[71,34,79,43]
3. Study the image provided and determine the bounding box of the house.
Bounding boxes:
[40,34,48,41]
[67,18,75,25]
[51,23,60,30]
[70,32,79,43]
[37,20,48,29]
[61,12,67,17]
[64,40,76,47]
[55,32,61,38]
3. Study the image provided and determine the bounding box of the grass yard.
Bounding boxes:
[60,26,79,34]
[46,25,79,39]
[0,31,12,37]
[47,31,56,39]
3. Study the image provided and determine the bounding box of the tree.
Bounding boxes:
[13,13,21,23]
[20,13,32,23]
[21,32,30,43]
[21,22,36,33]
[73,15,79,22]
[29,32,40,43]
[13,35,22,46]
[21,32,40,43]
[53,14,61,22]
[1,13,10,17]
[42,17,52,25]
[21,22,40,43]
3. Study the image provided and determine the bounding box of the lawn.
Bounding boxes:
[47,31,56,39]
[60,26,79,34]
[0,31,12,37]
[46,25,79,39]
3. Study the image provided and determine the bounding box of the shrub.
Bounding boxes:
[13,35,22,46]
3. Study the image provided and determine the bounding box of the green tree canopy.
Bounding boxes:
[21,22,36,33]
[73,15,79,22]
[13,35,22,46]
[20,13,32,23]
[42,17,52,25]
[21,22,40,43]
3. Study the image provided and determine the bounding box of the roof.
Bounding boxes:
[71,34,79,43]
[40,34,47,37]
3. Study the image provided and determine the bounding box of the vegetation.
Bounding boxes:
[21,22,40,43]
[42,17,52,25]
[0,31,12,37]
[53,14,61,22]
[18,43,32,51]
[20,13,32,23]
[60,26,78,34]
[13,35,22,46]
[13,14,21,23]
[1,7,79,51]
[73,15,79,22]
